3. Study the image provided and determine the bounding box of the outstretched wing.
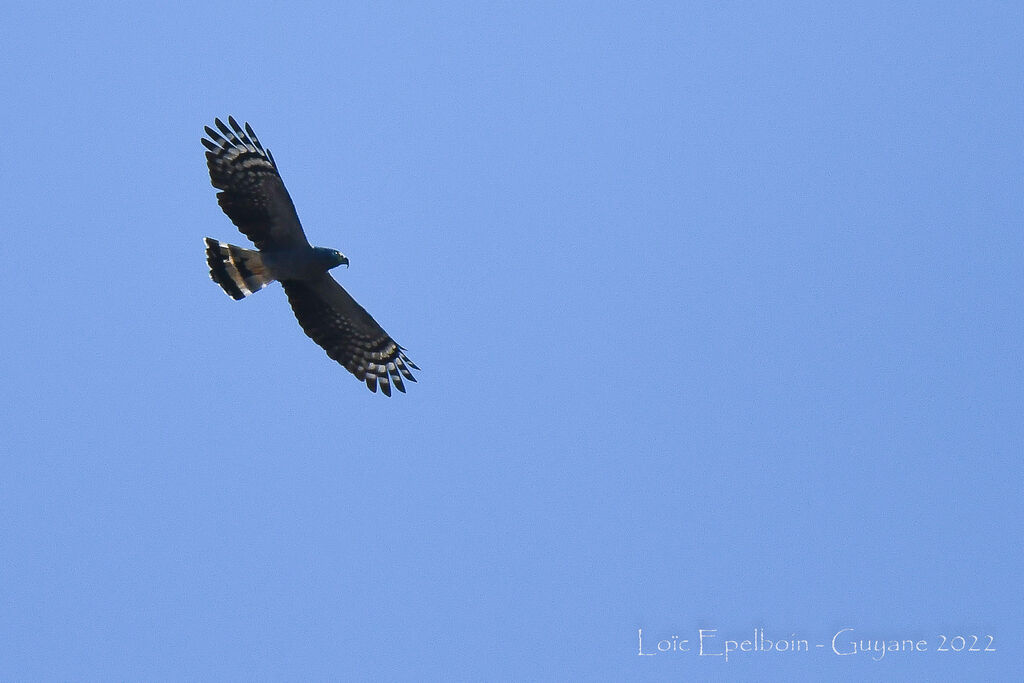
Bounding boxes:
[202,117,310,251]
[282,274,418,396]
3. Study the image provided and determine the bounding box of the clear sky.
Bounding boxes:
[1,2,1020,680]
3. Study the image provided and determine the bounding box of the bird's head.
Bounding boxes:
[314,247,349,270]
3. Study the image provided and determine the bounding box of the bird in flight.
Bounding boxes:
[202,116,418,396]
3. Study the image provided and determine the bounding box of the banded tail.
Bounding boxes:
[204,238,275,300]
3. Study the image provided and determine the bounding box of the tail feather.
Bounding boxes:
[204,238,274,299]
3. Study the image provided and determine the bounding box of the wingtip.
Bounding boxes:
[244,122,264,151]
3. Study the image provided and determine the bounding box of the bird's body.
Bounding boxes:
[262,246,349,281]
[202,117,417,396]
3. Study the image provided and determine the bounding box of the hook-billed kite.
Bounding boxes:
[202,117,418,396]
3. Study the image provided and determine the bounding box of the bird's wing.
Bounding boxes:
[202,117,310,251]
[282,274,418,396]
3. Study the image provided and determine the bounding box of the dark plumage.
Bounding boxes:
[202,117,418,396]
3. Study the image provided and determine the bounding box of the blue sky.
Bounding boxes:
[1,2,1020,680]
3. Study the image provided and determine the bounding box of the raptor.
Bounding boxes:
[202,117,418,396]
